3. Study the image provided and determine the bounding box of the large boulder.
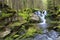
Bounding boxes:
[29,14,40,23]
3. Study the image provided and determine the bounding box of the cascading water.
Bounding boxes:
[34,10,48,29]
[33,10,59,40]
[35,10,47,24]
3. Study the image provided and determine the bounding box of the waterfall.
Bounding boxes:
[34,10,48,29]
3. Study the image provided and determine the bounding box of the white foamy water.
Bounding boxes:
[35,10,46,24]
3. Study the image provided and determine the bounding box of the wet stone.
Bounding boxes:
[49,30,58,37]
[47,30,59,40]
[57,36,60,40]
[33,30,59,40]
[33,34,53,40]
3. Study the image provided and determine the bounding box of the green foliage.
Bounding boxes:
[18,12,29,20]
[5,37,13,40]
[18,9,28,20]
[25,27,36,36]
[1,13,12,17]
[18,8,32,22]
[13,34,19,38]
[17,27,37,39]
[18,8,40,22]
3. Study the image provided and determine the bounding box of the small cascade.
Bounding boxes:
[33,10,59,40]
[35,10,47,24]
[34,10,48,29]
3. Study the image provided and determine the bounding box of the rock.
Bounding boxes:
[33,30,59,40]
[29,14,40,23]
[56,36,60,40]
[47,30,59,40]
[33,34,53,40]
[0,28,11,38]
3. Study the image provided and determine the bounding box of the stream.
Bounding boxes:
[33,10,59,40]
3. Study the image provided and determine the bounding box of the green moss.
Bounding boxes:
[0,12,12,20]
[18,12,29,20]
[13,34,19,38]
[5,37,13,40]
[17,27,37,39]
[8,22,21,29]
[26,27,36,36]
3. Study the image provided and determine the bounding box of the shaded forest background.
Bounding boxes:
[0,0,60,11]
